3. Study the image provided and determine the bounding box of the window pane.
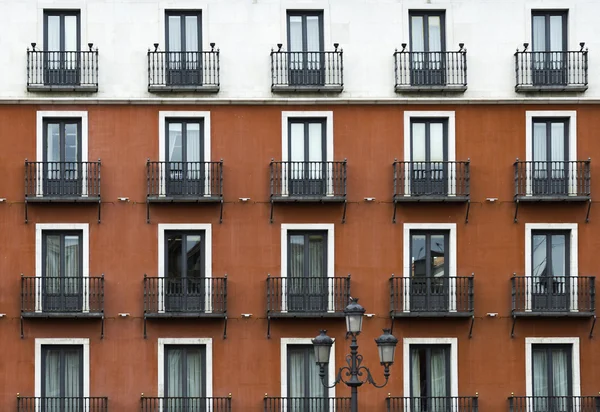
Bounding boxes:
[533,16,546,51]
[64,123,78,163]
[186,348,204,397]
[551,235,566,277]
[289,16,303,52]
[288,348,306,398]
[167,234,183,279]
[45,235,61,278]
[411,235,426,277]
[411,16,425,51]
[410,347,426,397]
[430,235,446,277]
[44,349,62,397]
[308,234,325,277]
[550,122,565,162]
[307,348,324,397]
[533,122,547,162]
[551,348,569,397]
[168,123,183,163]
[168,16,182,51]
[47,16,61,51]
[185,16,199,52]
[532,235,547,278]
[64,15,78,51]
[306,15,321,51]
[549,15,563,51]
[167,348,184,397]
[47,123,60,162]
[308,122,323,162]
[290,123,305,162]
[430,347,448,396]
[429,123,444,162]
[289,235,305,278]
[428,16,442,52]
[63,349,81,398]
[186,235,203,278]
[411,123,426,162]
[64,235,80,278]
[532,348,549,397]
[186,122,202,163]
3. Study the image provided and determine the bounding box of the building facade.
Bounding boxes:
[0,0,599,411]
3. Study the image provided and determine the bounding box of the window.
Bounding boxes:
[41,345,83,410]
[532,345,572,411]
[531,231,570,311]
[288,118,326,196]
[410,231,449,312]
[409,11,446,86]
[43,119,82,196]
[287,345,326,410]
[44,10,80,85]
[165,119,206,196]
[531,118,569,195]
[287,231,327,312]
[165,11,202,86]
[410,345,451,410]
[287,11,324,85]
[531,11,568,85]
[164,345,206,408]
[410,119,448,196]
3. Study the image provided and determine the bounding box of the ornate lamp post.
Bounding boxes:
[312,298,398,412]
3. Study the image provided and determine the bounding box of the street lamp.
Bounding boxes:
[312,298,398,412]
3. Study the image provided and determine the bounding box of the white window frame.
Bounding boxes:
[281,338,335,404]
[157,223,212,313]
[158,111,212,196]
[525,111,577,196]
[280,224,335,312]
[525,223,578,311]
[158,338,213,408]
[403,111,456,197]
[35,338,90,408]
[403,338,458,405]
[281,111,334,196]
[525,337,580,400]
[403,223,457,313]
[36,111,89,197]
[35,223,90,313]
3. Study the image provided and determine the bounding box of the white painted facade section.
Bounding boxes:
[1,0,599,101]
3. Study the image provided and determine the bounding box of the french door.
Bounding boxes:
[164,232,206,312]
[532,345,572,412]
[287,11,324,86]
[43,120,82,196]
[287,231,328,312]
[409,11,446,86]
[288,119,326,196]
[166,119,205,196]
[532,119,568,196]
[44,11,80,86]
[288,345,328,412]
[166,12,202,86]
[410,231,449,312]
[531,231,570,311]
[410,345,451,412]
[410,119,448,196]
[41,345,83,412]
[532,11,568,86]
[165,345,206,411]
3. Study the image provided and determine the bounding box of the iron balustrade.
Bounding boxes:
[387,396,479,412]
[390,275,474,315]
[148,48,220,91]
[266,276,351,315]
[514,160,590,200]
[21,276,104,315]
[264,397,351,412]
[515,46,588,91]
[271,47,343,91]
[17,396,108,412]
[508,395,600,412]
[25,160,101,199]
[147,160,223,199]
[144,276,227,315]
[27,46,98,90]
[511,276,595,314]
[141,396,231,412]
[270,160,347,199]
[394,45,467,91]
[393,161,470,200]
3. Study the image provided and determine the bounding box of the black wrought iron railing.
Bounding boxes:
[394,45,467,89]
[21,276,104,314]
[387,396,479,412]
[148,46,220,90]
[514,160,591,199]
[264,397,351,412]
[17,396,108,411]
[144,275,227,315]
[27,45,98,89]
[141,396,231,411]
[25,160,101,199]
[515,45,588,89]
[147,160,223,199]
[393,160,470,199]
[270,160,347,199]
[271,46,343,90]
[390,275,474,315]
[266,276,351,315]
[508,395,600,412]
[511,276,595,314]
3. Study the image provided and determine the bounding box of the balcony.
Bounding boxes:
[264,397,351,412]
[387,396,479,412]
[27,45,98,92]
[514,160,591,202]
[146,160,223,223]
[24,160,102,223]
[147,45,220,92]
[515,44,588,92]
[17,396,108,412]
[394,44,468,92]
[508,396,600,412]
[271,45,343,93]
[141,396,232,411]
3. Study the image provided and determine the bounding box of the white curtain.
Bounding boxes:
[533,349,549,412]
[45,236,61,294]
[290,123,305,182]
[289,16,303,72]
[412,123,426,162]
[47,16,60,70]
[64,350,81,411]
[185,16,199,72]
[289,349,306,412]
[65,123,79,181]
[168,16,182,70]
[552,348,569,412]
[306,15,321,71]
[186,349,204,398]
[550,123,565,178]
[44,348,81,412]
[186,123,201,180]
[167,349,183,397]
[430,348,447,397]
[549,16,563,52]
[46,124,60,180]
[289,347,325,412]
[533,122,547,182]
[411,350,422,410]
[65,236,80,302]
[168,123,183,163]
[411,16,425,52]
[309,123,323,181]
[533,16,546,52]
[551,235,566,293]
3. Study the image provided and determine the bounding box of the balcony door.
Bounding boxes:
[409,11,445,86]
[410,231,449,312]
[44,120,82,197]
[287,11,324,86]
[288,119,326,196]
[288,345,328,412]
[410,345,451,412]
[166,119,205,196]
[42,232,82,313]
[410,119,448,196]
[166,11,202,86]
[287,231,327,312]
[165,232,206,312]
[532,345,572,412]
[531,231,570,311]
[44,11,80,86]
[532,119,568,196]
[165,345,206,411]
[42,345,83,412]
[532,11,568,86]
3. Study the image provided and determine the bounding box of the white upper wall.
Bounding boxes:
[0,0,598,101]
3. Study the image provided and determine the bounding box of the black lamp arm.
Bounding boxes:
[359,364,391,388]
